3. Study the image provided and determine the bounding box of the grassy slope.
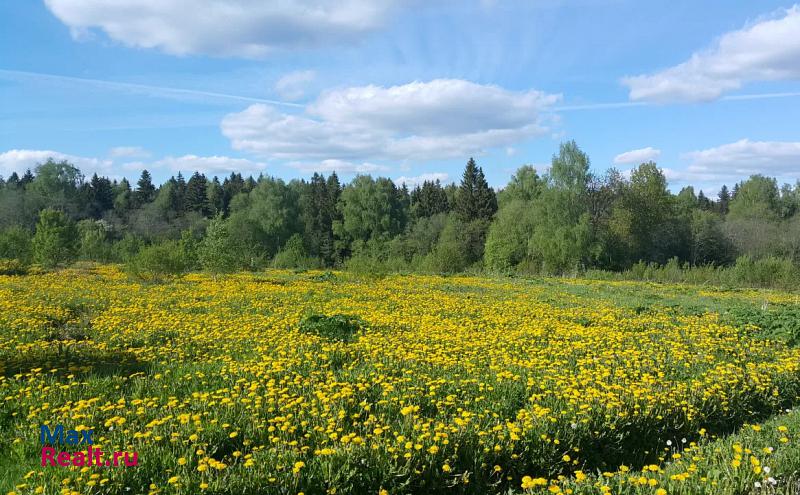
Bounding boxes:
[537,407,800,495]
[1,268,799,494]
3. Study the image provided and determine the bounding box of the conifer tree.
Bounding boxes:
[455,158,497,222]
[134,170,156,207]
[185,171,209,215]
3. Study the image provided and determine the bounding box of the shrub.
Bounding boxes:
[77,219,113,262]
[298,313,363,342]
[0,226,33,264]
[32,208,77,268]
[725,305,800,347]
[112,233,143,263]
[0,258,28,275]
[125,241,187,282]
[729,256,798,288]
[198,216,241,276]
[273,234,319,270]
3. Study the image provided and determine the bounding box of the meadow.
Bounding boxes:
[1,266,799,495]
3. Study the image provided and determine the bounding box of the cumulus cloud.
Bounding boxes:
[681,139,800,178]
[0,149,113,177]
[622,5,800,102]
[222,79,561,164]
[393,172,449,187]
[44,0,403,58]
[274,70,316,101]
[0,149,266,180]
[613,147,661,165]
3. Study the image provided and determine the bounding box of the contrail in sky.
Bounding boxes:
[0,69,304,108]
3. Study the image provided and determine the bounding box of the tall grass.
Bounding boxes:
[584,256,800,290]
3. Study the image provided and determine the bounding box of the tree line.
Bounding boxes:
[1,141,799,283]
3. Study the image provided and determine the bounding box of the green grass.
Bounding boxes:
[545,407,800,495]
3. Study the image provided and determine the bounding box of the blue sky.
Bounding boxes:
[1,0,799,193]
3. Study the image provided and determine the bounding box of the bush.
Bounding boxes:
[112,233,143,263]
[273,234,319,270]
[725,305,800,347]
[729,256,799,288]
[0,258,28,275]
[125,241,187,282]
[198,216,241,276]
[587,255,799,289]
[32,208,77,268]
[298,313,363,342]
[0,226,33,264]
[484,200,533,273]
[77,219,114,262]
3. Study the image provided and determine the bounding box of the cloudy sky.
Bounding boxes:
[1,1,799,193]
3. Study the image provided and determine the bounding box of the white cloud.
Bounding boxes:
[44,0,403,58]
[622,5,800,102]
[109,146,151,158]
[613,147,661,165]
[0,149,113,178]
[143,155,267,176]
[394,172,449,187]
[274,70,316,101]
[287,159,387,174]
[0,149,265,180]
[681,139,800,178]
[222,79,560,163]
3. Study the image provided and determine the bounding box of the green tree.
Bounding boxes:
[498,165,543,206]
[207,177,224,216]
[32,208,77,267]
[729,175,780,220]
[526,141,596,273]
[85,173,115,219]
[185,172,209,215]
[484,200,536,272]
[77,219,113,262]
[717,185,731,215]
[198,215,240,276]
[0,226,33,264]
[134,170,156,207]
[226,177,301,266]
[411,180,449,219]
[690,210,733,265]
[113,178,134,217]
[455,158,497,222]
[335,176,405,246]
[272,233,318,269]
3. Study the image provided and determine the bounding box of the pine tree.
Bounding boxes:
[207,176,224,216]
[411,180,449,219]
[5,172,20,189]
[87,173,114,219]
[20,169,34,187]
[165,175,186,215]
[114,178,133,216]
[697,190,712,210]
[185,171,209,215]
[135,170,156,207]
[222,173,245,214]
[718,185,730,215]
[455,158,497,222]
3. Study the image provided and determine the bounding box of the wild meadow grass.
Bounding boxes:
[1,266,799,494]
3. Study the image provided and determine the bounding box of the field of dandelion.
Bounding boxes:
[1,266,799,495]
